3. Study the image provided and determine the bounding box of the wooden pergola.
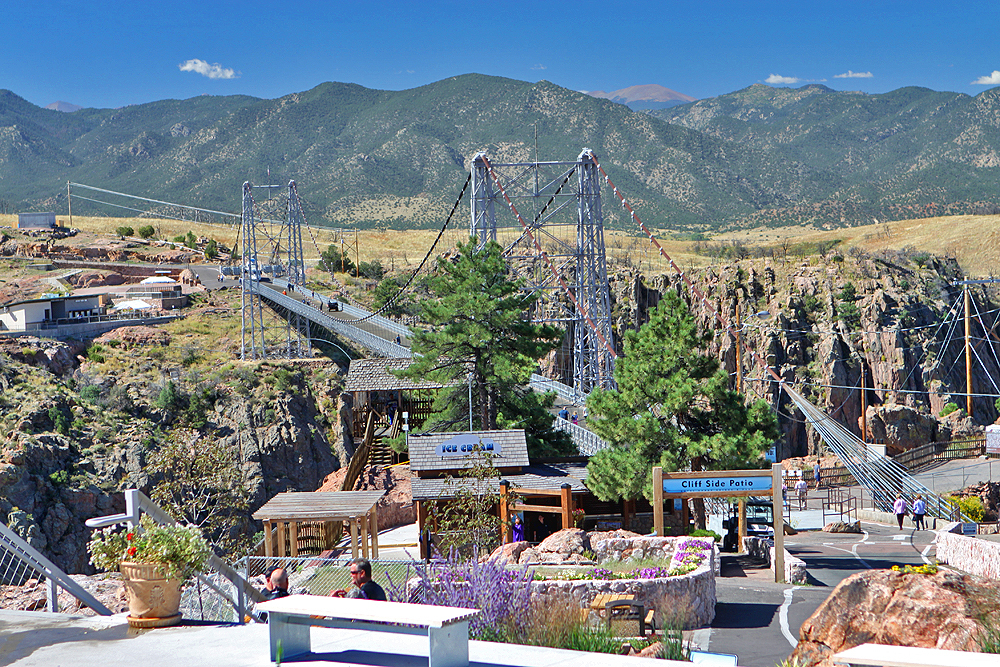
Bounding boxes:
[252,491,385,559]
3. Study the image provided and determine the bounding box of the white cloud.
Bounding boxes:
[178,59,239,80]
[972,70,1000,85]
[531,64,547,70]
[834,70,873,79]
[766,74,800,85]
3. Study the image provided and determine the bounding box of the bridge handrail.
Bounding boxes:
[554,415,610,455]
[256,284,410,359]
[530,374,585,405]
[0,521,113,615]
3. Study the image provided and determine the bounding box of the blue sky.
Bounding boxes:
[5,0,1000,109]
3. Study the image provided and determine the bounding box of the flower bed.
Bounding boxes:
[531,536,717,629]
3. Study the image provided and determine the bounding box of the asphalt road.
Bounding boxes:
[702,522,938,667]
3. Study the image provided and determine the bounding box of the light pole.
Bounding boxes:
[468,370,474,431]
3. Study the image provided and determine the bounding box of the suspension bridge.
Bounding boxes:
[69,150,989,522]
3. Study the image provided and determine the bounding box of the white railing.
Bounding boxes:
[0,521,112,615]
[554,416,610,455]
[86,489,265,623]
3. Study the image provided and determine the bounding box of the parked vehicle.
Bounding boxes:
[721,500,775,552]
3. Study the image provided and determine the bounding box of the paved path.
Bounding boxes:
[703,522,938,667]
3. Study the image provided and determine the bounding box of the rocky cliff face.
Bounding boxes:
[605,249,997,459]
[0,339,343,574]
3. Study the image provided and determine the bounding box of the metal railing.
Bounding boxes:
[86,489,265,624]
[893,438,986,471]
[0,521,112,615]
[553,416,610,455]
[255,284,410,358]
[530,374,584,405]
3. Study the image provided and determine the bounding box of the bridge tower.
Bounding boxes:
[238,180,311,360]
[470,148,616,399]
[240,182,267,360]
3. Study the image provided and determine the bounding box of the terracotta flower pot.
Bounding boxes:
[120,561,183,628]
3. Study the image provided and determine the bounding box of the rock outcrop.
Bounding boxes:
[789,569,999,666]
[318,464,415,529]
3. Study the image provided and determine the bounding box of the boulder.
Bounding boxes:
[823,521,862,534]
[486,541,532,566]
[789,569,997,666]
[517,528,594,565]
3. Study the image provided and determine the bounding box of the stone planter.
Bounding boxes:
[120,561,183,628]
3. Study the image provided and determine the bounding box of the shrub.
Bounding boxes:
[949,495,985,522]
[115,226,134,239]
[204,239,218,259]
[386,552,534,642]
[47,405,70,435]
[939,402,960,417]
[690,528,722,543]
[137,225,155,239]
[358,260,385,280]
[79,384,103,404]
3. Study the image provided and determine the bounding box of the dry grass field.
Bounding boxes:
[3,212,998,277]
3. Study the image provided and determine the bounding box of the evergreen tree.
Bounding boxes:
[585,290,779,524]
[398,238,573,457]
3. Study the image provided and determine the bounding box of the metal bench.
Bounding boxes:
[833,643,1000,667]
[255,594,480,667]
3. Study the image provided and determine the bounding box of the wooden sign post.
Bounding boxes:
[653,463,785,583]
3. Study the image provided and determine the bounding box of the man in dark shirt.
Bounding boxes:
[345,558,386,601]
[262,567,290,600]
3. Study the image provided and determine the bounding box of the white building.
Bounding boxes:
[0,295,105,332]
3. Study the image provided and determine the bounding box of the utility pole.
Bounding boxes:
[67,182,72,228]
[861,365,868,443]
[735,301,743,395]
[965,281,973,420]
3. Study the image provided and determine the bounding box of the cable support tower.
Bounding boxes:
[471,149,617,400]
[239,180,312,360]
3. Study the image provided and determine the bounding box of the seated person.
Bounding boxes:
[252,567,290,622]
[330,557,387,601]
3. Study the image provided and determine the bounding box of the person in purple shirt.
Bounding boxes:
[893,494,908,530]
[511,515,525,542]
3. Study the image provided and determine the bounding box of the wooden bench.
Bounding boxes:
[255,594,480,667]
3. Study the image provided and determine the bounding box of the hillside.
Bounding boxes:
[5,77,1000,231]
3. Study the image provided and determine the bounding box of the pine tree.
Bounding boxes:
[585,290,779,523]
[398,238,574,456]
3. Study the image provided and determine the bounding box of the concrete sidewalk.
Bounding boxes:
[0,609,674,666]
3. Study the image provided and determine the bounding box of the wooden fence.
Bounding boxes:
[818,437,987,488]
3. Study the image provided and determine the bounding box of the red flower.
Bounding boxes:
[126,533,134,541]
[127,546,137,557]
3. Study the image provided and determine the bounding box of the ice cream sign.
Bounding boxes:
[436,433,501,457]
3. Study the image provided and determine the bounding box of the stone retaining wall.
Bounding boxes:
[936,525,1000,579]
[530,558,716,629]
[858,508,940,529]
[743,536,807,584]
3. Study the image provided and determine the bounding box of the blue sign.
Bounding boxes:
[435,433,501,457]
[663,476,772,495]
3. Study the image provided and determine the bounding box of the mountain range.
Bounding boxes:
[3,75,1000,231]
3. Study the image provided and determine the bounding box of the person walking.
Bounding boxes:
[794,477,809,510]
[893,494,908,530]
[813,459,821,489]
[913,494,926,530]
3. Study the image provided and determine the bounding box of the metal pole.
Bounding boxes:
[468,371,474,431]
[966,282,974,419]
[736,301,743,395]
[67,181,72,228]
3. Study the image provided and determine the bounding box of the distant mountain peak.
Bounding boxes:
[45,101,81,113]
[587,84,696,111]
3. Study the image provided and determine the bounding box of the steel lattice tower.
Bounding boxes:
[470,148,616,397]
[284,181,311,358]
[239,180,311,360]
[240,182,267,360]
